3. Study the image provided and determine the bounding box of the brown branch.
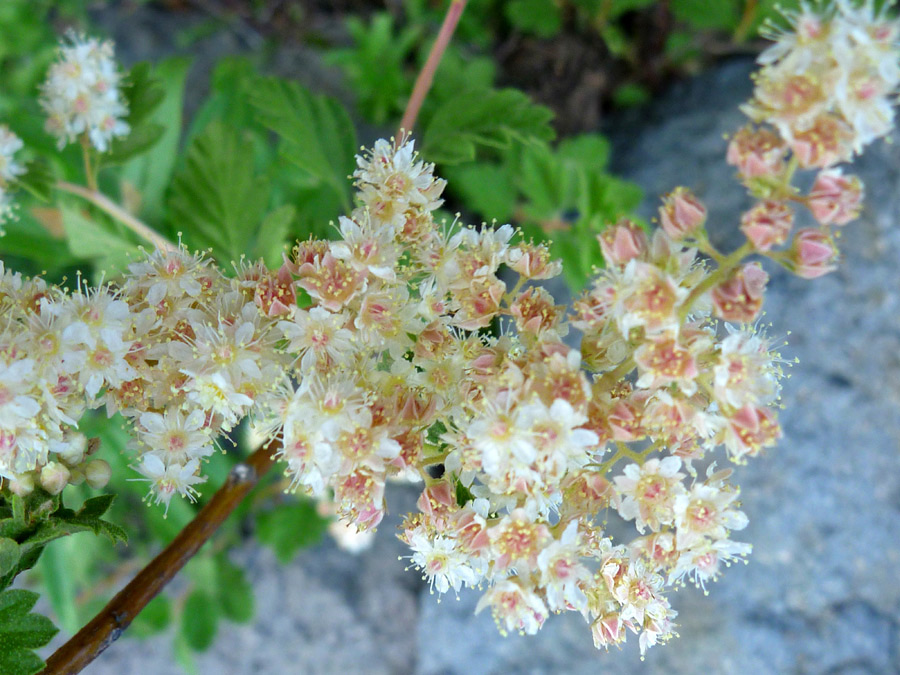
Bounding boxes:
[41,442,279,675]
[56,180,178,254]
[397,0,468,139]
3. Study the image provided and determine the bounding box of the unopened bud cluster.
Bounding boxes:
[0,0,897,657]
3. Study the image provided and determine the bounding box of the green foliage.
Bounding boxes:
[168,122,270,262]
[120,57,191,225]
[0,590,58,675]
[446,133,642,290]
[328,13,421,124]
[421,88,555,165]
[505,0,563,38]
[256,501,328,564]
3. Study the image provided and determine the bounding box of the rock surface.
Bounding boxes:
[69,10,900,674]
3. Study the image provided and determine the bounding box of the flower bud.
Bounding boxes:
[789,228,839,279]
[84,459,112,490]
[659,187,707,240]
[7,473,35,497]
[808,170,863,226]
[67,468,86,486]
[727,125,786,179]
[598,219,647,267]
[54,431,87,466]
[712,262,768,322]
[740,201,793,251]
[40,461,71,495]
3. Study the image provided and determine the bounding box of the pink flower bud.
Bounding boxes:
[808,170,863,226]
[789,228,839,279]
[598,219,647,267]
[740,201,793,251]
[659,187,707,240]
[711,262,768,323]
[789,113,854,169]
[40,461,71,495]
[727,126,786,179]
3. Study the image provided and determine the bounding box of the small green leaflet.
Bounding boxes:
[421,88,555,165]
[0,589,58,675]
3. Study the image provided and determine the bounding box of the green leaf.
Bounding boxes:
[557,134,611,172]
[444,164,517,221]
[250,77,356,212]
[182,589,218,652]
[78,494,116,520]
[671,0,741,31]
[421,88,555,165]
[121,57,191,224]
[215,557,254,624]
[131,595,171,638]
[612,82,651,107]
[37,540,78,633]
[168,121,268,263]
[61,205,137,277]
[256,501,327,564]
[252,204,295,268]
[0,589,58,675]
[505,0,562,37]
[327,13,420,124]
[13,160,53,202]
[0,538,19,577]
[104,123,165,165]
[122,62,166,127]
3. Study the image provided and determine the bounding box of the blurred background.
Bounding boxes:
[2,1,899,673]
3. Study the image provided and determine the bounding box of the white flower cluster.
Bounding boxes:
[0,252,290,511]
[40,33,129,152]
[0,125,24,225]
[744,0,900,164]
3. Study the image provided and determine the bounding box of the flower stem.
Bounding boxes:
[80,135,97,193]
[56,180,177,254]
[41,443,278,675]
[678,241,753,322]
[397,0,468,139]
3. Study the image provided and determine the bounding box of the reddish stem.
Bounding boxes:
[397,0,469,139]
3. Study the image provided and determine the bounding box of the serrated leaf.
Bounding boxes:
[215,557,254,624]
[13,160,53,202]
[327,13,420,124]
[182,589,218,652]
[77,494,116,519]
[0,538,19,577]
[168,121,268,263]
[0,589,57,675]
[421,88,555,165]
[250,77,356,212]
[256,501,327,564]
